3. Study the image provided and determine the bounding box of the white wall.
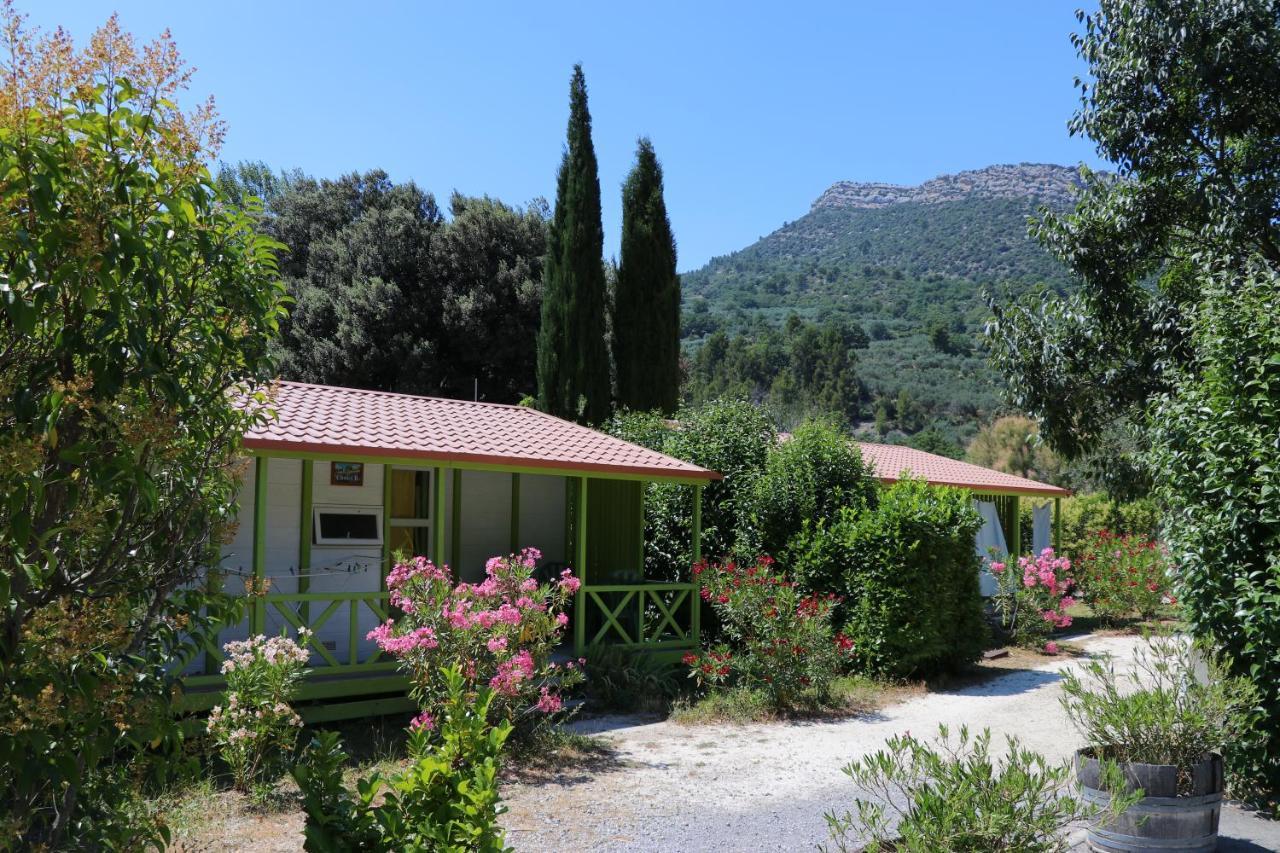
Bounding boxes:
[518,474,567,567]
[455,470,513,583]
[207,459,571,670]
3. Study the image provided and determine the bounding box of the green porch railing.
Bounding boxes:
[183,591,404,708]
[577,582,698,652]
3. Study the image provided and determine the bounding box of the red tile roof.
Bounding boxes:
[243,381,718,482]
[856,441,1069,497]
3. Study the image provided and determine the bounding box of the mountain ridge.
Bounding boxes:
[810,162,1087,212]
[680,162,1085,445]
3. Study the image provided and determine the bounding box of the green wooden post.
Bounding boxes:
[509,473,521,553]
[252,456,268,635]
[1009,494,1021,557]
[299,460,313,624]
[451,469,462,571]
[432,467,446,568]
[382,465,393,584]
[1053,496,1062,553]
[691,484,702,648]
[574,476,589,655]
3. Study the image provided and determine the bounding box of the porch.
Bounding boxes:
[180,382,717,721]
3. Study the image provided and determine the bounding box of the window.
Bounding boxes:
[389,468,431,557]
[313,505,383,546]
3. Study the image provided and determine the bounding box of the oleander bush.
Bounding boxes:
[366,548,582,739]
[1072,530,1174,622]
[989,549,1078,650]
[793,478,987,677]
[206,632,309,794]
[686,555,853,711]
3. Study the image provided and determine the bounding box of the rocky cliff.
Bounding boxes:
[811,163,1086,211]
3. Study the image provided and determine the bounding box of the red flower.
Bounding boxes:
[682,652,698,667]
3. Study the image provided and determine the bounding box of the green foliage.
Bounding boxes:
[207,633,309,792]
[614,138,680,415]
[1147,260,1280,798]
[224,166,549,403]
[1053,492,1161,557]
[749,418,877,559]
[688,556,851,711]
[538,64,611,424]
[292,667,512,853]
[824,725,1134,853]
[792,479,987,677]
[686,314,868,429]
[606,400,775,581]
[990,0,1280,468]
[1060,635,1260,793]
[0,13,284,847]
[582,644,682,713]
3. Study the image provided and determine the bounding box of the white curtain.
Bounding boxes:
[1032,501,1053,556]
[973,500,1008,597]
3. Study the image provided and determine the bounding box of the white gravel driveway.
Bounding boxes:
[501,634,1143,852]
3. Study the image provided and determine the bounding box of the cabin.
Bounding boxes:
[183,382,1066,721]
[855,441,1071,594]
[183,381,718,722]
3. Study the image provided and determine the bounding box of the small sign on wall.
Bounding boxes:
[330,461,365,486]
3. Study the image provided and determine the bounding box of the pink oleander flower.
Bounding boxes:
[555,612,569,627]
[487,636,508,653]
[990,561,1006,574]
[536,687,562,714]
[1044,641,1060,655]
[558,568,581,594]
[409,710,436,731]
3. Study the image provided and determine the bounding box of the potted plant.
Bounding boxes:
[1060,633,1259,852]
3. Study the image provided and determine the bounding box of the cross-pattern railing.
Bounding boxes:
[185,590,399,692]
[580,582,698,650]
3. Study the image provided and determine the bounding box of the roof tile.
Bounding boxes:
[856,441,1069,497]
[242,381,717,481]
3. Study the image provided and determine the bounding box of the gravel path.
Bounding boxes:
[501,634,1280,852]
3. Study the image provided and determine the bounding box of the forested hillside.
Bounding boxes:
[681,163,1084,447]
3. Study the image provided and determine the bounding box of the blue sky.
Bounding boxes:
[34,2,1105,271]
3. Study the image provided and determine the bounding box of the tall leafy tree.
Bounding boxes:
[218,166,549,402]
[0,12,284,845]
[614,138,681,414]
[538,64,611,423]
[987,0,1280,796]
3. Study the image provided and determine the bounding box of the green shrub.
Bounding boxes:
[823,725,1137,853]
[607,400,775,581]
[748,418,878,559]
[0,13,285,847]
[292,667,511,852]
[1051,492,1161,558]
[793,479,986,677]
[686,556,852,711]
[1147,260,1280,798]
[583,644,682,713]
[1061,634,1259,794]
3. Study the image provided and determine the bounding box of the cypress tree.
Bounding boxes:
[613,137,681,414]
[537,64,611,423]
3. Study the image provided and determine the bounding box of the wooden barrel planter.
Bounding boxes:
[1075,750,1223,852]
